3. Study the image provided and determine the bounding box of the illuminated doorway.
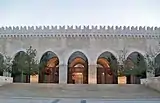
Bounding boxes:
[39,51,59,83]
[67,51,88,84]
[97,51,118,84]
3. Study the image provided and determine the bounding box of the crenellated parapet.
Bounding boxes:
[0,25,160,38]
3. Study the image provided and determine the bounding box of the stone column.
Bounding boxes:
[59,64,67,84]
[88,65,97,84]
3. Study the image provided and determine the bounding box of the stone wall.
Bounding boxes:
[0,26,160,36]
[0,26,159,61]
[0,26,160,63]
[0,25,160,82]
[141,76,160,92]
[0,76,13,86]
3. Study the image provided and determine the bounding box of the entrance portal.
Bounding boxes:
[125,52,146,84]
[39,51,59,83]
[67,51,88,84]
[97,66,114,84]
[71,66,84,84]
[74,73,83,84]
[97,51,118,84]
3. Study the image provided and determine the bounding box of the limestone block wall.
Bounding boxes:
[0,26,159,62]
[0,76,13,86]
[0,26,160,83]
[141,76,160,92]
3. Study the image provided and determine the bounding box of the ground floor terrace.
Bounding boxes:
[0,83,160,100]
[7,49,159,84]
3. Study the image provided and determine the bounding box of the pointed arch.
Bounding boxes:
[126,49,146,60]
[96,51,118,84]
[125,51,147,84]
[12,51,29,83]
[13,51,27,60]
[155,53,160,77]
[68,51,88,65]
[126,51,147,71]
[0,53,4,76]
[40,51,58,64]
[39,51,59,83]
[67,51,88,84]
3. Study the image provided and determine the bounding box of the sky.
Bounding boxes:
[0,0,160,27]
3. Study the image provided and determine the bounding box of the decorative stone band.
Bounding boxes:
[0,26,160,38]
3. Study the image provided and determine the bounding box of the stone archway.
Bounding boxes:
[0,53,4,76]
[39,51,59,83]
[125,52,146,84]
[97,51,118,84]
[155,54,160,77]
[67,51,88,84]
[12,51,29,83]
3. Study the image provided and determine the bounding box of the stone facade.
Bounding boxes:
[141,76,160,92]
[0,76,13,86]
[0,26,160,84]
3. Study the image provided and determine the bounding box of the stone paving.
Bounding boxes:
[0,98,160,103]
[0,83,160,103]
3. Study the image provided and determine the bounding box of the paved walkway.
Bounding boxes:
[0,98,160,103]
[0,83,160,102]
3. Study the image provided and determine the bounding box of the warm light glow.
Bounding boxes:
[30,75,38,83]
[118,76,127,84]
[69,57,86,67]
[46,57,58,67]
[73,72,83,84]
[97,64,103,68]
[97,58,110,68]
[74,64,84,67]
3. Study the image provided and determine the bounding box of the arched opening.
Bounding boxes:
[97,51,118,84]
[67,51,88,84]
[155,54,160,77]
[39,51,59,83]
[12,51,29,83]
[125,52,146,84]
[0,53,4,76]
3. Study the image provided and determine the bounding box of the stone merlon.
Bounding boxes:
[0,26,160,39]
